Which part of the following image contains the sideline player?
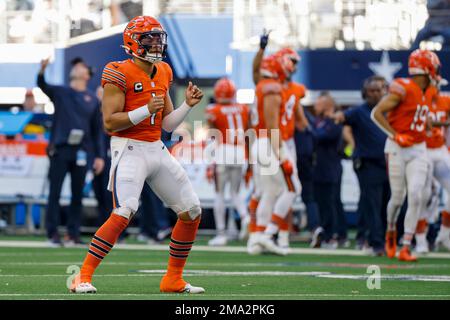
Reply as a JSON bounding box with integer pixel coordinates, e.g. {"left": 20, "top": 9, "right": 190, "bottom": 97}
{"left": 248, "top": 54, "right": 298, "bottom": 255}
{"left": 418, "top": 83, "right": 450, "bottom": 252}
{"left": 371, "top": 49, "right": 440, "bottom": 262}
{"left": 247, "top": 42, "right": 307, "bottom": 252}
{"left": 205, "top": 77, "right": 250, "bottom": 246}
{"left": 71, "top": 16, "right": 205, "bottom": 294}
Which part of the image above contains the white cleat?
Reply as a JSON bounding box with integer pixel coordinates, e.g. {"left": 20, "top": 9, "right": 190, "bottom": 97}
{"left": 415, "top": 243, "right": 429, "bottom": 254}
{"left": 435, "top": 235, "right": 450, "bottom": 251}
{"left": 257, "top": 234, "right": 288, "bottom": 256}
{"left": 183, "top": 283, "right": 205, "bottom": 294}
{"left": 415, "top": 233, "right": 429, "bottom": 254}
{"left": 247, "top": 233, "right": 263, "bottom": 255}
{"left": 71, "top": 282, "right": 97, "bottom": 294}
{"left": 277, "top": 231, "right": 290, "bottom": 248}
{"left": 208, "top": 234, "right": 228, "bottom": 246}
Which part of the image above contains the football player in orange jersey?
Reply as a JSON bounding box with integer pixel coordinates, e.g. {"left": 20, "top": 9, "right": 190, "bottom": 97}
{"left": 71, "top": 16, "right": 205, "bottom": 294}
{"left": 204, "top": 77, "right": 251, "bottom": 246}
{"left": 371, "top": 49, "right": 441, "bottom": 262}
{"left": 419, "top": 80, "right": 450, "bottom": 252}
{"left": 247, "top": 54, "right": 299, "bottom": 256}
{"left": 247, "top": 46, "right": 308, "bottom": 253}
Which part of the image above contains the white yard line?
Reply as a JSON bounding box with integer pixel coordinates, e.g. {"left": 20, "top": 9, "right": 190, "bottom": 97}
{"left": 0, "top": 240, "right": 449, "bottom": 259}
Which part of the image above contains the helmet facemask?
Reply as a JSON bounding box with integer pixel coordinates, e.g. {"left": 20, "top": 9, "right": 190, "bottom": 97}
{"left": 135, "top": 29, "right": 167, "bottom": 63}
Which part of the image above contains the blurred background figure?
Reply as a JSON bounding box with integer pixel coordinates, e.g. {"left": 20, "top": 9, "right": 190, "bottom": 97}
{"left": 411, "top": 0, "right": 450, "bottom": 50}
{"left": 333, "top": 76, "right": 389, "bottom": 256}
{"left": 38, "top": 56, "right": 105, "bottom": 247}
{"left": 294, "top": 111, "right": 322, "bottom": 248}
{"left": 310, "top": 92, "right": 343, "bottom": 249}
{"left": 205, "top": 77, "right": 250, "bottom": 246}
{"left": 92, "top": 86, "right": 112, "bottom": 226}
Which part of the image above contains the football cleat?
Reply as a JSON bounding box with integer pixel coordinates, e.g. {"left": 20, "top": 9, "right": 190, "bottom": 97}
{"left": 182, "top": 283, "right": 205, "bottom": 294}
{"left": 257, "top": 234, "right": 288, "bottom": 256}
{"left": 160, "top": 276, "right": 205, "bottom": 294}
{"left": 310, "top": 227, "right": 323, "bottom": 248}
{"left": 208, "top": 234, "right": 228, "bottom": 246}
{"left": 277, "top": 230, "right": 290, "bottom": 249}
{"left": 398, "top": 246, "right": 418, "bottom": 262}
{"left": 414, "top": 234, "right": 429, "bottom": 254}
{"left": 435, "top": 233, "right": 450, "bottom": 251}
{"left": 247, "top": 233, "right": 263, "bottom": 255}
{"left": 71, "top": 282, "right": 97, "bottom": 294}
{"left": 385, "top": 230, "right": 397, "bottom": 259}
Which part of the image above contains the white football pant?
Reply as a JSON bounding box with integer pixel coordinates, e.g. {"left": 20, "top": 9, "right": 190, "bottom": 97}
{"left": 385, "top": 139, "right": 430, "bottom": 235}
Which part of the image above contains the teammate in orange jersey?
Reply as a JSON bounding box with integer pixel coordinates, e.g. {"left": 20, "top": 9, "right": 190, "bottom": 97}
{"left": 204, "top": 77, "right": 251, "bottom": 246}
{"left": 418, "top": 82, "right": 450, "bottom": 252}
{"left": 247, "top": 54, "right": 298, "bottom": 256}
{"left": 371, "top": 49, "right": 441, "bottom": 262}
{"left": 247, "top": 46, "right": 308, "bottom": 253}
{"left": 71, "top": 16, "right": 205, "bottom": 294}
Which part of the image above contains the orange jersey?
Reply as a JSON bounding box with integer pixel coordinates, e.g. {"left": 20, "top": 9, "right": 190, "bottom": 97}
{"left": 205, "top": 103, "right": 249, "bottom": 145}
{"left": 101, "top": 59, "right": 173, "bottom": 142}
{"left": 251, "top": 79, "right": 286, "bottom": 137}
{"left": 426, "top": 94, "right": 450, "bottom": 148}
{"left": 388, "top": 78, "right": 437, "bottom": 144}
{"left": 281, "top": 82, "right": 306, "bottom": 141}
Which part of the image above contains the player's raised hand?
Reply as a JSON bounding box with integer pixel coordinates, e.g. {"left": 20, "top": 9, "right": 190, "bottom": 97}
{"left": 185, "top": 81, "right": 204, "bottom": 107}
{"left": 147, "top": 95, "right": 165, "bottom": 114}
{"left": 40, "top": 57, "right": 51, "bottom": 73}
{"left": 260, "top": 29, "right": 271, "bottom": 50}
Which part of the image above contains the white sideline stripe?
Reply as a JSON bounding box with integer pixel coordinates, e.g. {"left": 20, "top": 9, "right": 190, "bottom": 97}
{"left": 0, "top": 293, "right": 449, "bottom": 298}
{"left": 0, "top": 241, "right": 449, "bottom": 259}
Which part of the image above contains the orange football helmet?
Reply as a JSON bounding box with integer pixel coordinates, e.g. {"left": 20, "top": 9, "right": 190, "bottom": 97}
{"left": 275, "top": 48, "right": 300, "bottom": 78}
{"left": 260, "top": 54, "right": 286, "bottom": 82}
{"left": 408, "top": 49, "right": 441, "bottom": 83}
{"left": 214, "top": 77, "right": 236, "bottom": 103}
{"left": 122, "top": 16, "right": 167, "bottom": 63}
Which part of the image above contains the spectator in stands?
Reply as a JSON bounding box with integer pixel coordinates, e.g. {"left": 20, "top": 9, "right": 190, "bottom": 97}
{"left": 310, "top": 92, "right": 343, "bottom": 249}
{"left": 21, "top": 89, "right": 47, "bottom": 135}
{"left": 332, "top": 76, "right": 389, "bottom": 256}
{"left": 294, "top": 110, "right": 323, "bottom": 248}
{"left": 38, "top": 57, "right": 105, "bottom": 247}
{"left": 411, "top": 0, "right": 450, "bottom": 49}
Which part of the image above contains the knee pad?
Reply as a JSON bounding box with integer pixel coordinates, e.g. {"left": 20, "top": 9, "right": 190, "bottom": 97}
{"left": 188, "top": 205, "right": 202, "bottom": 220}
{"left": 113, "top": 197, "right": 139, "bottom": 219}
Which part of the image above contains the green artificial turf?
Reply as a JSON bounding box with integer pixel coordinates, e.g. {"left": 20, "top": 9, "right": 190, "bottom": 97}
{"left": 0, "top": 239, "right": 449, "bottom": 300}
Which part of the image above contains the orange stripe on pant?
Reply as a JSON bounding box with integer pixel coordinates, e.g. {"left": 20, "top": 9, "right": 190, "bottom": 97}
{"left": 281, "top": 166, "right": 295, "bottom": 192}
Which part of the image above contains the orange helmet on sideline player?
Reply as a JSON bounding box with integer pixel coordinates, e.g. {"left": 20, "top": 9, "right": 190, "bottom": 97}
{"left": 275, "top": 48, "right": 300, "bottom": 79}
{"left": 122, "top": 16, "right": 167, "bottom": 63}
{"left": 214, "top": 77, "right": 236, "bottom": 104}
{"left": 408, "top": 49, "right": 441, "bottom": 84}
{"left": 260, "top": 54, "right": 287, "bottom": 83}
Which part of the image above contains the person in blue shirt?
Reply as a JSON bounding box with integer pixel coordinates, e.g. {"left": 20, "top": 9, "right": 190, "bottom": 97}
{"left": 332, "top": 75, "right": 389, "bottom": 255}
{"left": 38, "top": 57, "right": 105, "bottom": 246}
{"left": 294, "top": 110, "right": 322, "bottom": 247}
{"left": 310, "top": 92, "right": 344, "bottom": 248}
